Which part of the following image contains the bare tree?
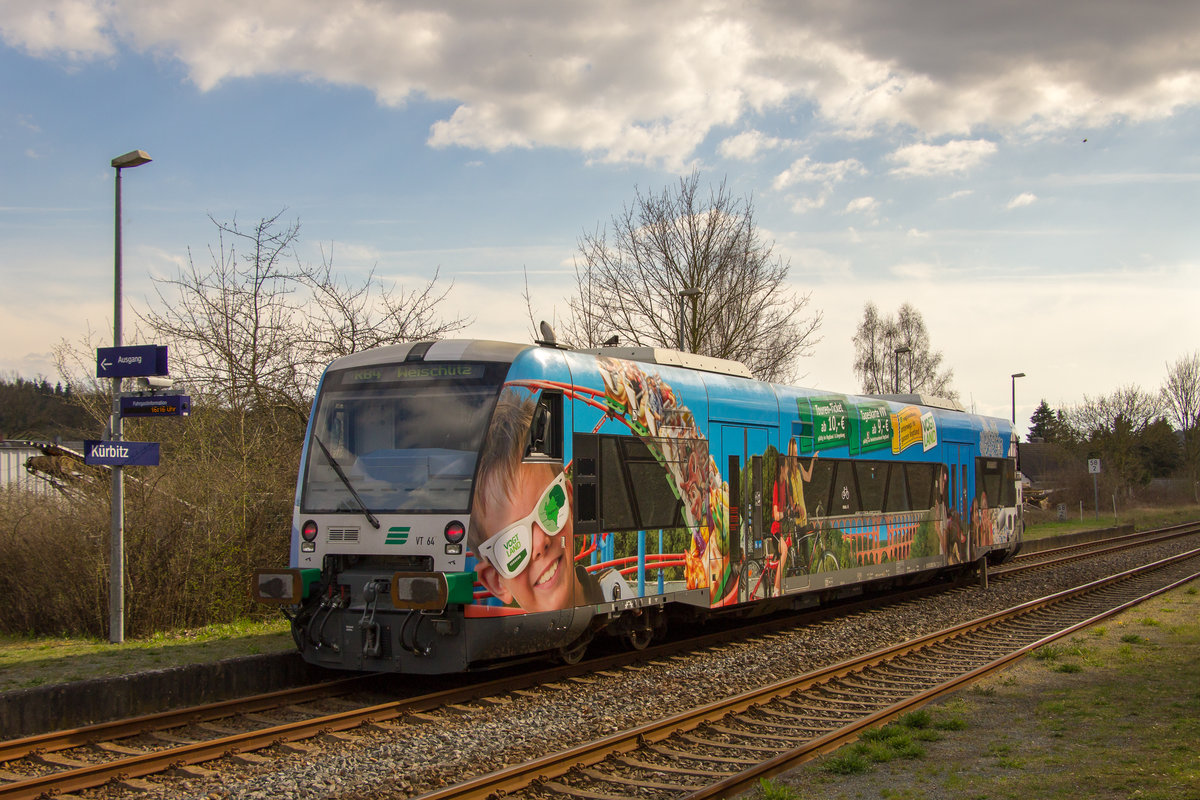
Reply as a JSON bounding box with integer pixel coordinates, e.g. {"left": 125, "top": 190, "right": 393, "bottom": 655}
{"left": 142, "top": 211, "right": 469, "bottom": 415}
{"left": 1161, "top": 351, "right": 1200, "bottom": 480}
{"left": 143, "top": 211, "right": 304, "bottom": 414}
{"left": 852, "top": 302, "right": 956, "bottom": 398}
{"left": 558, "top": 171, "right": 822, "bottom": 382}
{"left": 297, "top": 253, "right": 469, "bottom": 383}
{"left": 1069, "top": 386, "right": 1164, "bottom": 497}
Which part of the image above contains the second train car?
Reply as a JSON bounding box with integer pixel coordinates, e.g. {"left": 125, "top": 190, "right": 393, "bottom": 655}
{"left": 253, "top": 338, "right": 1021, "bottom": 673}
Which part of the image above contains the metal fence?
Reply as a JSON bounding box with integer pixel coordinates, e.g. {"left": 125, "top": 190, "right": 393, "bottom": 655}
{"left": 0, "top": 442, "right": 59, "bottom": 497}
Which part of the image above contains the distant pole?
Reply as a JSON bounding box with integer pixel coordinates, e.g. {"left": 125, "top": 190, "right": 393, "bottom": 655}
{"left": 893, "top": 346, "right": 911, "bottom": 393}
{"left": 109, "top": 149, "right": 152, "bottom": 644}
{"left": 1010, "top": 372, "right": 1026, "bottom": 424}
{"left": 677, "top": 288, "right": 702, "bottom": 351}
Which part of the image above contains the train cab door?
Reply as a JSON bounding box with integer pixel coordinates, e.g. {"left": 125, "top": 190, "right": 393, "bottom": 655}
{"left": 722, "top": 425, "right": 768, "bottom": 603}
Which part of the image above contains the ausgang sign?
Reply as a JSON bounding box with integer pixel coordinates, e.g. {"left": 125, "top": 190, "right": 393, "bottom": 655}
{"left": 83, "top": 440, "right": 161, "bottom": 466}
{"left": 96, "top": 345, "right": 168, "bottom": 378}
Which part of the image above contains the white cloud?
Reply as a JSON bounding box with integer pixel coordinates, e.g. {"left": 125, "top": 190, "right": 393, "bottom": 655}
{"left": 4, "top": 1, "right": 1197, "bottom": 168}
{"left": 888, "top": 139, "right": 998, "bottom": 177}
{"left": 717, "top": 130, "right": 796, "bottom": 161}
{"left": 773, "top": 156, "right": 866, "bottom": 190}
{"left": 1006, "top": 192, "right": 1038, "bottom": 209}
{"left": 844, "top": 196, "right": 878, "bottom": 215}
{"left": 0, "top": 0, "right": 115, "bottom": 59}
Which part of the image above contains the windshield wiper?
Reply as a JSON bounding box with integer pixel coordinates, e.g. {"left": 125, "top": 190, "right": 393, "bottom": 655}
{"left": 312, "top": 435, "right": 381, "bottom": 529}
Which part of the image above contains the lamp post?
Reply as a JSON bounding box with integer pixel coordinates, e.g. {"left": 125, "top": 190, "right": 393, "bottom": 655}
{"left": 893, "top": 346, "right": 911, "bottom": 393}
{"left": 109, "top": 149, "right": 151, "bottom": 644}
{"left": 1010, "top": 372, "right": 1025, "bottom": 425}
{"left": 677, "top": 287, "right": 702, "bottom": 351}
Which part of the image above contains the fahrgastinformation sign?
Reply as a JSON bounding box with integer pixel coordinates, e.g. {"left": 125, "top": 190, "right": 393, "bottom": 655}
{"left": 119, "top": 394, "right": 191, "bottom": 418}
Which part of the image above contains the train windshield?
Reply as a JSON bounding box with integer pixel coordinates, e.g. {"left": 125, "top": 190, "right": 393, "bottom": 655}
{"left": 300, "top": 361, "right": 508, "bottom": 514}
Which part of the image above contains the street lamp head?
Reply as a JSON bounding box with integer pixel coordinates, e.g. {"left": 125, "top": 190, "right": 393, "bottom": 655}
{"left": 894, "top": 346, "right": 911, "bottom": 355}
{"left": 1011, "top": 372, "right": 1026, "bottom": 379}
{"left": 678, "top": 287, "right": 702, "bottom": 299}
{"left": 111, "top": 150, "right": 152, "bottom": 169}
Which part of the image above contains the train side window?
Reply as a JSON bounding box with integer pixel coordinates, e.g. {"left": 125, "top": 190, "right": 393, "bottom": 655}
{"left": 1000, "top": 461, "right": 1017, "bottom": 507}
{"left": 599, "top": 437, "right": 636, "bottom": 530}
{"left": 884, "top": 463, "right": 910, "bottom": 512}
{"left": 525, "top": 391, "right": 563, "bottom": 460}
{"left": 976, "top": 458, "right": 1002, "bottom": 509}
{"left": 905, "top": 463, "right": 935, "bottom": 510}
{"left": 830, "top": 460, "right": 860, "bottom": 514}
{"left": 572, "top": 433, "right": 599, "bottom": 534}
{"left": 976, "top": 457, "right": 1017, "bottom": 508}
{"left": 804, "top": 459, "right": 835, "bottom": 518}
{"left": 855, "top": 461, "right": 887, "bottom": 512}
{"left": 621, "top": 437, "right": 683, "bottom": 528}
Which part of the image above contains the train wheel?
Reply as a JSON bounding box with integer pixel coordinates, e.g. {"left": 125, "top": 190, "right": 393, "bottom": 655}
{"left": 626, "top": 628, "right": 654, "bottom": 650}
{"left": 557, "top": 632, "right": 592, "bottom": 665}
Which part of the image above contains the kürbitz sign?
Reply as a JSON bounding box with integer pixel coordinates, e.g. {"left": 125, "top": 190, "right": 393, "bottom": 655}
{"left": 83, "top": 440, "right": 161, "bottom": 466}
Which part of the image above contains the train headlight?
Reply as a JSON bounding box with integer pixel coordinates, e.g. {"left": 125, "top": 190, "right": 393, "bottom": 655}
{"left": 301, "top": 520, "right": 319, "bottom": 542}
{"left": 443, "top": 520, "right": 466, "bottom": 543}
{"left": 390, "top": 572, "right": 449, "bottom": 610}
{"left": 251, "top": 568, "right": 320, "bottom": 604}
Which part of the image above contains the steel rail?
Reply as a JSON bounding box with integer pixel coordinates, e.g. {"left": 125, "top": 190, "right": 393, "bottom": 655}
{"left": 1009, "top": 521, "right": 1200, "bottom": 565}
{"left": 409, "top": 547, "right": 1200, "bottom": 800}
{"left": 0, "top": 674, "right": 376, "bottom": 762}
{"left": 684, "top": 559, "right": 1200, "bottom": 799}
{"left": 3, "top": 529, "right": 1193, "bottom": 799}
{"left": 0, "top": 596, "right": 938, "bottom": 800}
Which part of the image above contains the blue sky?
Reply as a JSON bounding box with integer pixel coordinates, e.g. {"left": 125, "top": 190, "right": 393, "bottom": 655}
{"left": 1, "top": 0, "right": 1198, "bottom": 434}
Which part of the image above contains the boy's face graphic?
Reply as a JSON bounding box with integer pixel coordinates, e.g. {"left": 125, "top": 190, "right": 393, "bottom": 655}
{"left": 475, "top": 463, "right": 576, "bottom": 613}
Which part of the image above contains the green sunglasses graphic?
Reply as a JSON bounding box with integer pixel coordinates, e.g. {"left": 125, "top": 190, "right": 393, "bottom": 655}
{"left": 477, "top": 471, "right": 570, "bottom": 579}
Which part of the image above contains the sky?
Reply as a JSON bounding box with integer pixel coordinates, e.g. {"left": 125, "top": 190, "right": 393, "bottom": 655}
{"left": 1, "top": 0, "right": 1198, "bottom": 436}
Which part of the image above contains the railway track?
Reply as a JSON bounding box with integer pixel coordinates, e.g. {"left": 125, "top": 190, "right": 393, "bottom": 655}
{"left": 413, "top": 547, "right": 1200, "bottom": 800}
{"left": 1003, "top": 520, "right": 1200, "bottom": 571}
{"left": 1, "top": 525, "right": 1196, "bottom": 799}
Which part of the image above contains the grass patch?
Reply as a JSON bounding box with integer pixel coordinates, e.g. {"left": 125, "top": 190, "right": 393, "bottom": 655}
{"left": 1022, "top": 504, "right": 1200, "bottom": 539}
{"left": 775, "top": 579, "right": 1200, "bottom": 799}
{"left": 821, "top": 712, "right": 938, "bottom": 775}
{"left": 0, "top": 616, "right": 292, "bottom": 692}
{"left": 755, "top": 778, "right": 800, "bottom": 799}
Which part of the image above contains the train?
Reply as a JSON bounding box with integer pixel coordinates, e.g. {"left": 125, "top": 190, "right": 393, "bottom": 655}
{"left": 252, "top": 337, "right": 1022, "bottom": 673}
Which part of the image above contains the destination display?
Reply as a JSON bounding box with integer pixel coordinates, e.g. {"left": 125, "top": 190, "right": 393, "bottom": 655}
{"left": 83, "top": 440, "right": 161, "bottom": 466}
{"left": 119, "top": 394, "right": 191, "bottom": 418}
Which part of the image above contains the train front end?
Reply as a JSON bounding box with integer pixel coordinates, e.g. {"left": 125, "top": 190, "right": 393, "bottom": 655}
{"left": 252, "top": 340, "right": 540, "bottom": 673}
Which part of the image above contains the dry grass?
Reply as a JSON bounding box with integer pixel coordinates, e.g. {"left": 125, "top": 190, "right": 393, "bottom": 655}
{"left": 750, "top": 580, "right": 1200, "bottom": 800}
{"left": 0, "top": 617, "right": 292, "bottom": 692}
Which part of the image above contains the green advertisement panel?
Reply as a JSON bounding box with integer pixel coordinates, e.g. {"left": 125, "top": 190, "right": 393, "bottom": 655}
{"left": 851, "top": 400, "right": 893, "bottom": 455}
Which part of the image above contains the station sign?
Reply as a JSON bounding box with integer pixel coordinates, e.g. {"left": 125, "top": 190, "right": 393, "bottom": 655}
{"left": 83, "top": 440, "right": 161, "bottom": 467}
{"left": 96, "top": 345, "right": 168, "bottom": 378}
{"left": 119, "top": 395, "right": 191, "bottom": 418}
